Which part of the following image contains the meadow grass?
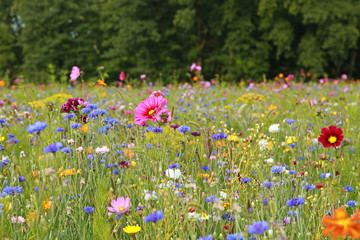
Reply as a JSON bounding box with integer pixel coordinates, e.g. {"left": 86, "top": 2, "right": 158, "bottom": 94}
{"left": 0, "top": 78, "right": 359, "bottom": 240}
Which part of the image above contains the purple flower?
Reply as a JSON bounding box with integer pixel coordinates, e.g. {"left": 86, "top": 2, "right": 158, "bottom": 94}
{"left": 144, "top": 210, "right": 164, "bottom": 223}
{"left": 197, "top": 235, "right": 213, "bottom": 240}
{"left": 177, "top": 125, "right": 191, "bottom": 134}
{"left": 18, "top": 176, "right": 26, "bottom": 182}
{"left": 248, "top": 221, "right": 269, "bottom": 235}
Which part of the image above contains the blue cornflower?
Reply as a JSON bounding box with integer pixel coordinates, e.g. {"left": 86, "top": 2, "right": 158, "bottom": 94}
{"left": 27, "top": 121, "right": 48, "bottom": 134}
{"left": 248, "top": 221, "right": 269, "bottom": 235}
{"left": 201, "top": 165, "right": 210, "bottom": 171}
{"left": 169, "top": 163, "right": 179, "bottom": 169}
{"left": 320, "top": 172, "right": 333, "bottom": 179}
{"left": 197, "top": 235, "right": 213, "bottom": 240}
{"left": 271, "top": 166, "right": 284, "bottom": 174}
{"left": 177, "top": 125, "right": 191, "bottom": 134}
{"left": 205, "top": 195, "right": 220, "bottom": 204}
{"left": 152, "top": 127, "right": 163, "bottom": 133}
{"left": 81, "top": 108, "right": 91, "bottom": 114}
{"left": 240, "top": 177, "right": 251, "bottom": 183}
{"left": 19, "top": 176, "right": 26, "bottom": 182}
{"left": 144, "top": 210, "right": 165, "bottom": 223}
{"left": 286, "top": 197, "right": 305, "bottom": 207}
{"left": 263, "top": 182, "right": 274, "bottom": 188}
{"left": 61, "top": 147, "right": 71, "bottom": 153}
{"left": 3, "top": 186, "right": 15, "bottom": 195}
{"left": 126, "top": 124, "right": 134, "bottom": 128}
{"left": 43, "top": 142, "right": 63, "bottom": 153}
{"left": 226, "top": 233, "right": 244, "bottom": 240}
{"left": 84, "top": 206, "right": 95, "bottom": 213}
{"left": 343, "top": 185, "right": 354, "bottom": 192}
{"left": 70, "top": 123, "right": 82, "bottom": 129}
{"left": 286, "top": 119, "right": 296, "bottom": 124}
{"left": 56, "top": 127, "right": 65, "bottom": 132}
{"left": 7, "top": 133, "right": 15, "bottom": 139}
{"left": 346, "top": 200, "right": 358, "bottom": 207}
{"left": 211, "top": 133, "right": 228, "bottom": 140}
{"left": 304, "top": 183, "right": 316, "bottom": 191}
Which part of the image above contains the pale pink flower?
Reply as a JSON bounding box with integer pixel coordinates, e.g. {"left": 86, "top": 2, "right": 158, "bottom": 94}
{"left": 107, "top": 197, "right": 130, "bottom": 217}
{"left": 134, "top": 97, "right": 168, "bottom": 126}
{"left": 17, "top": 216, "right": 25, "bottom": 224}
{"left": 341, "top": 74, "right": 348, "bottom": 80}
{"left": 140, "top": 74, "right": 146, "bottom": 79}
{"left": 190, "top": 63, "right": 197, "bottom": 72}
{"left": 70, "top": 66, "right": 81, "bottom": 81}
{"left": 344, "top": 87, "right": 349, "bottom": 93}
{"left": 119, "top": 72, "right": 126, "bottom": 81}
{"left": 156, "top": 109, "right": 172, "bottom": 124}
{"left": 11, "top": 217, "right": 17, "bottom": 223}
{"left": 150, "top": 90, "right": 164, "bottom": 98}
{"left": 95, "top": 146, "right": 110, "bottom": 154}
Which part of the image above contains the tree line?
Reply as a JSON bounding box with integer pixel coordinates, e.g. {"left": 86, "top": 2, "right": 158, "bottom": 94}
{"left": 1, "top": 0, "right": 360, "bottom": 83}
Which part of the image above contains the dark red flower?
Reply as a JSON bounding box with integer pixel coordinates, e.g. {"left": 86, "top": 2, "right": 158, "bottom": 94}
{"left": 318, "top": 125, "right": 344, "bottom": 148}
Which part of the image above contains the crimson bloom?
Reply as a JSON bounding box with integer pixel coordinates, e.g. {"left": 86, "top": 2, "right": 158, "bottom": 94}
{"left": 134, "top": 97, "right": 168, "bottom": 126}
{"left": 318, "top": 125, "right": 344, "bottom": 148}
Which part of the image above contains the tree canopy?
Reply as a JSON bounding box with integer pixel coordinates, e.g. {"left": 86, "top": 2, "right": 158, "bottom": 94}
{"left": 1, "top": 0, "right": 360, "bottom": 82}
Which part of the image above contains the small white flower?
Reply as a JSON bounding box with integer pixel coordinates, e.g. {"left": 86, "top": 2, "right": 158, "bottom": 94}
{"left": 265, "top": 158, "right": 274, "bottom": 164}
{"left": 219, "top": 191, "right": 228, "bottom": 200}
{"left": 269, "top": 124, "right": 280, "bottom": 133}
{"left": 258, "top": 139, "right": 269, "bottom": 151}
{"left": 20, "top": 151, "right": 26, "bottom": 158}
{"left": 144, "top": 190, "right": 157, "bottom": 201}
{"left": 76, "top": 147, "right": 84, "bottom": 152}
{"left": 67, "top": 139, "right": 75, "bottom": 145}
{"left": 165, "top": 169, "right": 182, "bottom": 180}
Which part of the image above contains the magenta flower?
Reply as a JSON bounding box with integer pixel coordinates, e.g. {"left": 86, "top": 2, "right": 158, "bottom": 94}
{"left": 61, "top": 98, "right": 89, "bottom": 112}
{"left": 70, "top": 66, "right": 81, "bottom": 81}
{"left": 107, "top": 197, "right": 130, "bottom": 217}
{"left": 134, "top": 97, "right": 168, "bottom": 126}
{"left": 119, "top": 72, "right": 126, "bottom": 81}
{"left": 341, "top": 74, "right": 348, "bottom": 80}
{"left": 156, "top": 109, "right": 172, "bottom": 124}
{"left": 140, "top": 74, "right": 146, "bottom": 79}
{"left": 195, "top": 65, "right": 202, "bottom": 71}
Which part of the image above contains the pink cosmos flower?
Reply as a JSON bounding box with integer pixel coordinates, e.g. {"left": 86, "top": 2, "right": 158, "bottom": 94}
{"left": 134, "top": 97, "right": 168, "bottom": 126}
{"left": 287, "top": 74, "right": 294, "bottom": 81}
{"left": 17, "top": 216, "right": 25, "bottom": 224}
{"left": 140, "top": 74, "right": 146, "bottom": 79}
{"left": 195, "top": 65, "right": 202, "bottom": 71}
{"left": 190, "top": 63, "right": 197, "bottom": 72}
{"left": 14, "top": 78, "right": 22, "bottom": 83}
{"left": 107, "top": 197, "right": 130, "bottom": 217}
{"left": 156, "top": 109, "right": 172, "bottom": 124}
{"left": 344, "top": 87, "right": 349, "bottom": 93}
{"left": 119, "top": 72, "right": 125, "bottom": 81}
{"left": 125, "top": 110, "right": 132, "bottom": 116}
{"left": 341, "top": 74, "right": 348, "bottom": 80}
{"left": 150, "top": 90, "right": 164, "bottom": 98}
{"left": 70, "top": 66, "right": 81, "bottom": 81}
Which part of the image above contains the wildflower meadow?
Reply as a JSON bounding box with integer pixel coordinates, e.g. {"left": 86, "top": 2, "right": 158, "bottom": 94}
{"left": 1, "top": 68, "right": 360, "bottom": 240}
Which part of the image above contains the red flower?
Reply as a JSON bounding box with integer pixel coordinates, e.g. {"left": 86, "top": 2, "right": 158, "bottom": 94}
{"left": 318, "top": 125, "right": 344, "bottom": 148}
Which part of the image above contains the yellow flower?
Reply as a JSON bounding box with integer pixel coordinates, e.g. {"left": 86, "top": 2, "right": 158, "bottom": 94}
{"left": 0, "top": 136, "right": 4, "bottom": 141}
{"left": 123, "top": 226, "right": 141, "bottom": 236}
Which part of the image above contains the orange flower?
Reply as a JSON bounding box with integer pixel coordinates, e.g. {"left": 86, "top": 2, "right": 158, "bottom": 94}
{"left": 0, "top": 81, "right": 5, "bottom": 87}
{"left": 322, "top": 207, "right": 360, "bottom": 239}
{"left": 43, "top": 200, "right": 53, "bottom": 212}
{"left": 193, "top": 76, "right": 198, "bottom": 81}
{"left": 32, "top": 171, "right": 38, "bottom": 178}
{"left": 97, "top": 79, "right": 107, "bottom": 87}
{"left": 279, "top": 73, "right": 284, "bottom": 78}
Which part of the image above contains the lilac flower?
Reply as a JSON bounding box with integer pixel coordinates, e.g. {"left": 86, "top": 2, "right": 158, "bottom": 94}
{"left": 144, "top": 210, "right": 164, "bottom": 223}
